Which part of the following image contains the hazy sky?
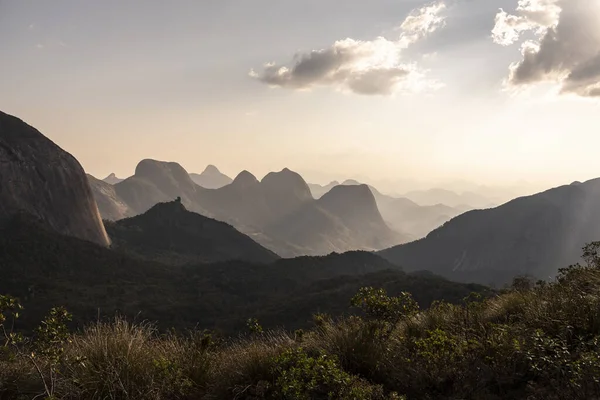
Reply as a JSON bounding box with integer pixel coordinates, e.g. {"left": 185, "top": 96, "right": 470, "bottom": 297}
{"left": 0, "top": 0, "right": 599, "bottom": 191}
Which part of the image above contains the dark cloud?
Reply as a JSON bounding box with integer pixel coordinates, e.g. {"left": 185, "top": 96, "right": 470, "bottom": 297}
{"left": 493, "top": 0, "right": 600, "bottom": 97}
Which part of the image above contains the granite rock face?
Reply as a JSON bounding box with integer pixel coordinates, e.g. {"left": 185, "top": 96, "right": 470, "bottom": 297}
{"left": 0, "top": 111, "right": 110, "bottom": 246}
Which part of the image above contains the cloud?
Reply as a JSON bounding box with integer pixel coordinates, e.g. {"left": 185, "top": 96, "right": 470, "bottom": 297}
{"left": 492, "top": 0, "right": 600, "bottom": 97}
{"left": 399, "top": 2, "right": 447, "bottom": 46}
{"left": 250, "top": 2, "right": 446, "bottom": 96}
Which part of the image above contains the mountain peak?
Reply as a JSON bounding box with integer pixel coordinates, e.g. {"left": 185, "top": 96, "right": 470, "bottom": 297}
{"left": 147, "top": 198, "right": 187, "bottom": 214}
{"left": 232, "top": 170, "right": 259, "bottom": 186}
{"left": 190, "top": 165, "right": 232, "bottom": 189}
{"left": 103, "top": 173, "right": 123, "bottom": 185}
{"left": 202, "top": 164, "right": 221, "bottom": 174}
{"left": 261, "top": 168, "right": 312, "bottom": 200}
{"left": 318, "top": 184, "right": 383, "bottom": 224}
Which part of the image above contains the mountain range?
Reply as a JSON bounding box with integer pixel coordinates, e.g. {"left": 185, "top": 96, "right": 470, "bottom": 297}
{"left": 0, "top": 109, "right": 489, "bottom": 333}
{"left": 91, "top": 162, "right": 406, "bottom": 257}
{"left": 380, "top": 178, "right": 600, "bottom": 286}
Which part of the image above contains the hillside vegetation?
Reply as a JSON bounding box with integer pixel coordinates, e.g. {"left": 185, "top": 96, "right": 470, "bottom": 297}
{"left": 0, "top": 214, "right": 486, "bottom": 334}
{"left": 2, "top": 245, "right": 600, "bottom": 399}
{"left": 105, "top": 200, "right": 279, "bottom": 265}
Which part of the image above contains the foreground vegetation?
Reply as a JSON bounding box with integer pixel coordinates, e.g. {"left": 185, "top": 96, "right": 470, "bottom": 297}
{"left": 3, "top": 245, "right": 600, "bottom": 399}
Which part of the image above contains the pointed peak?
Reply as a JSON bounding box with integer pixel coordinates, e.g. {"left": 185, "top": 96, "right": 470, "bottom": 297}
{"left": 202, "top": 164, "right": 220, "bottom": 174}
{"left": 232, "top": 170, "right": 259, "bottom": 186}
{"left": 102, "top": 172, "right": 124, "bottom": 184}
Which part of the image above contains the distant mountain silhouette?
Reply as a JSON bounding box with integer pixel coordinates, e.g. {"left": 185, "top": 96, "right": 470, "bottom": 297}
{"left": 371, "top": 188, "right": 467, "bottom": 240}
{"left": 112, "top": 159, "right": 208, "bottom": 216}
{"left": 90, "top": 162, "right": 406, "bottom": 257}
{"left": 105, "top": 200, "right": 279, "bottom": 265}
{"left": 103, "top": 173, "right": 124, "bottom": 185}
{"left": 189, "top": 164, "right": 232, "bottom": 189}
{"left": 312, "top": 179, "right": 468, "bottom": 241}
{"left": 380, "top": 178, "right": 600, "bottom": 286}
{"left": 308, "top": 181, "right": 339, "bottom": 199}
{"left": 403, "top": 188, "right": 497, "bottom": 209}
{"left": 0, "top": 111, "right": 109, "bottom": 246}
{"left": 263, "top": 184, "right": 406, "bottom": 256}
{"left": 87, "top": 174, "right": 134, "bottom": 221}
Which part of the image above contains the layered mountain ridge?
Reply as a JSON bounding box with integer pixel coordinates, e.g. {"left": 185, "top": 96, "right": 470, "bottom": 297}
{"left": 91, "top": 161, "right": 405, "bottom": 257}
{"left": 380, "top": 178, "right": 600, "bottom": 286}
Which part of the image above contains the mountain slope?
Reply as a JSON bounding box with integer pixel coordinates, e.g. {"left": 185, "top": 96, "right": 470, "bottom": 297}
{"left": 403, "top": 188, "right": 497, "bottom": 209}
{"left": 264, "top": 184, "right": 406, "bottom": 256}
{"left": 105, "top": 200, "right": 279, "bottom": 265}
{"left": 337, "top": 179, "right": 468, "bottom": 240}
{"left": 0, "top": 214, "right": 489, "bottom": 333}
{"left": 380, "top": 179, "right": 600, "bottom": 286}
{"left": 103, "top": 173, "right": 124, "bottom": 185}
{"left": 0, "top": 110, "right": 109, "bottom": 246}
{"left": 189, "top": 165, "right": 232, "bottom": 189}
{"left": 308, "top": 181, "right": 340, "bottom": 199}
{"left": 87, "top": 174, "right": 134, "bottom": 221}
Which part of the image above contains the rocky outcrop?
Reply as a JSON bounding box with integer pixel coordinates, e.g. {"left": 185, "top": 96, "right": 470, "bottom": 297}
{"left": 103, "top": 173, "right": 124, "bottom": 185}
{"left": 0, "top": 111, "right": 110, "bottom": 246}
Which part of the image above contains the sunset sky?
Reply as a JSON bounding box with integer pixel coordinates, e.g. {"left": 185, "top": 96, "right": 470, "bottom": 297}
{"left": 1, "top": 0, "right": 598, "bottom": 192}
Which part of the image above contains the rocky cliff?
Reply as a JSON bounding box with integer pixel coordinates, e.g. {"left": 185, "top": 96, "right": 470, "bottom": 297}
{"left": 0, "top": 111, "right": 110, "bottom": 246}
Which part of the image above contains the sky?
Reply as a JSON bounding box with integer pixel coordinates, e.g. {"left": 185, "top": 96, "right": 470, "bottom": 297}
{"left": 0, "top": 0, "right": 599, "bottom": 194}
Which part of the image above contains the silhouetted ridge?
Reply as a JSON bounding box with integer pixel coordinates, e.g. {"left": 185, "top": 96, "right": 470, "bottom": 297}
{"left": 190, "top": 165, "right": 233, "bottom": 189}
{"left": 105, "top": 200, "right": 279, "bottom": 265}
{"left": 319, "top": 184, "right": 384, "bottom": 224}
{"left": 379, "top": 178, "right": 600, "bottom": 286}
{"left": 112, "top": 159, "right": 205, "bottom": 216}
{"left": 232, "top": 170, "right": 259, "bottom": 187}
{"left": 261, "top": 168, "right": 313, "bottom": 219}
{"left": 203, "top": 164, "right": 220, "bottom": 174}
{"left": 103, "top": 173, "right": 123, "bottom": 184}
{"left": 0, "top": 110, "right": 109, "bottom": 246}
{"left": 135, "top": 159, "right": 195, "bottom": 188}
